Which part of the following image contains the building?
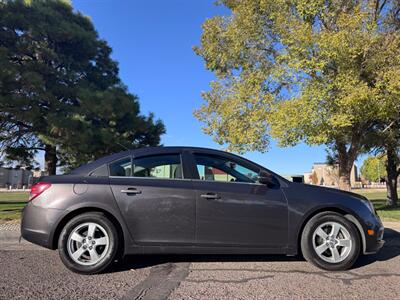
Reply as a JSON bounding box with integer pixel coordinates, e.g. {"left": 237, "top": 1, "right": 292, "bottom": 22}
{"left": 304, "top": 163, "right": 359, "bottom": 188}
{"left": 0, "top": 167, "right": 34, "bottom": 189}
{"left": 282, "top": 174, "right": 305, "bottom": 183}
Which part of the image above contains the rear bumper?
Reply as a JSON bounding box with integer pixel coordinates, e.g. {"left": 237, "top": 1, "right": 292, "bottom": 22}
{"left": 21, "top": 202, "right": 65, "bottom": 249}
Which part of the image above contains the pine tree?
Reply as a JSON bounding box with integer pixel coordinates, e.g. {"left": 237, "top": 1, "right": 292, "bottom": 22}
{"left": 0, "top": 0, "right": 165, "bottom": 174}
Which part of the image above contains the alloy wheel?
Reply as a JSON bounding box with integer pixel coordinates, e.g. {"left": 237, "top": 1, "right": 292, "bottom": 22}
{"left": 312, "top": 221, "right": 352, "bottom": 263}
{"left": 67, "top": 222, "right": 110, "bottom": 266}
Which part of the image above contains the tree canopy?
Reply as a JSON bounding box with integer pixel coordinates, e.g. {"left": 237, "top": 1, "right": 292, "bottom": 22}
{"left": 0, "top": 0, "right": 165, "bottom": 174}
{"left": 194, "top": 0, "right": 400, "bottom": 191}
{"left": 360, "top": 156, "right": 386, "bottom": 182}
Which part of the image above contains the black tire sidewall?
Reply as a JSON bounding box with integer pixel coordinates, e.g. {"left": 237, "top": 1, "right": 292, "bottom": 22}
{"left": 301, "top": 213, "right": 360, "bottom": 271}
{"left": 58, "top": 212, "right": 118, "bottom": 275}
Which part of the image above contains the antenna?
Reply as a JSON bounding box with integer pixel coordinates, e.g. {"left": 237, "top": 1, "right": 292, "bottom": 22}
{"left": 116, "top": 142, "right": 129, "bottom": 151}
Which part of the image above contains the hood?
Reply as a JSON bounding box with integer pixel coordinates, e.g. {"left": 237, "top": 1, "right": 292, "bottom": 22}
{"left": 290, "top": 182, "right": 368, "bottom": 201}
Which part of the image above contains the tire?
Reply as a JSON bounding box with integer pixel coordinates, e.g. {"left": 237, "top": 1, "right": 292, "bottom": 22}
{"left": 301, "top": 212, "right": 361, "bottom": 271}
{"left": 58, "top": 212, "right": 119, "bottom": 275}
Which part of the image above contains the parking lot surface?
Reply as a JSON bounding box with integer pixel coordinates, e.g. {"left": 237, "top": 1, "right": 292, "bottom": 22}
{"left": 1, "top": 226, "right": 399, "bottom": 300}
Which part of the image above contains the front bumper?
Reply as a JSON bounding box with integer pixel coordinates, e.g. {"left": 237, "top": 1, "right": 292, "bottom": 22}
{"left": 363, "top": 216, "right": 385, "bottom": 255}
{"left": 21, "top": 202, "right": 65, "bottom": 249}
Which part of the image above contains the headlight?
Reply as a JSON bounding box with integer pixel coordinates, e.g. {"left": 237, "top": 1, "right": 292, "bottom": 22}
{"left": 361, "top": 198, "right": 375, "bottom": 214}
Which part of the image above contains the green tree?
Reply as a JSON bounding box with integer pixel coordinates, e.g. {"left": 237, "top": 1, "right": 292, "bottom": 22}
{"left": 379, "top": 122, "right": 400, "bottom": 205}
{"left": 360, "top": 156, "right": 386, "bottom": 183}
{"left": 0, "top": 0, "right": 165, "bottom": 174}
{"left": 194, "top": 0, "right": 400, "bottom": 191}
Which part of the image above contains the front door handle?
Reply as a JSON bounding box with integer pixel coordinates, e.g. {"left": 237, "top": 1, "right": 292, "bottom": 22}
{"left": 200, "top": 193, "right": 221, "bottom": 200}
{"left": 121, "top": 188, "right": 142, "bottom": 195}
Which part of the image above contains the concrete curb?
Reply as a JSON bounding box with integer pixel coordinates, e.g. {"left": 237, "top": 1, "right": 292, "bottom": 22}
{"left": 0, "top": 230, "right": 21, "bottom": 242}
{"left": 382, "top": 222, "right": 400, "bottom": 230}
{"left": 0, "top": 223, "right": 21, "bottom": 243}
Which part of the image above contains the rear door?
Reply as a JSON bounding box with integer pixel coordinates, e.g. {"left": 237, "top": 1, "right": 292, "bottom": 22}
{"left": 110, "top": 152, "right": 196, "bottom": 245}
{"left": 189, "top": 152, "right": 288, "bottom": 248}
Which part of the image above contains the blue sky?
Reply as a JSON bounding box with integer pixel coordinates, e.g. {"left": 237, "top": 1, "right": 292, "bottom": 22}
{"left": 58, "top": 0, "right": 363, "bottom": 175}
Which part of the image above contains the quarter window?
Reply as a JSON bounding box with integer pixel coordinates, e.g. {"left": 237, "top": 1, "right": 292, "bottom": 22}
{"left": 194, "top": 154, "right": 259, "bottom": 183}
{"left": 132, "top": 154, "right": 183, "bottom": 179}
{"left": 109, "top": 157, "right": 132, "bottom": 177}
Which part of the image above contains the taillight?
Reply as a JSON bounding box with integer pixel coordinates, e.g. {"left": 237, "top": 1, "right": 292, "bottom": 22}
{"left": 29, "top": 182, "right": 52, "bottom": 201}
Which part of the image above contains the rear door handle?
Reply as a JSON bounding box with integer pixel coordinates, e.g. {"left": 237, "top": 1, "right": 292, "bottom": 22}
{"left": 200, "top": 193, "right": 221, "bottom": 200}
{"left": 121, "top": 188, "right": 142, "bottom": 195}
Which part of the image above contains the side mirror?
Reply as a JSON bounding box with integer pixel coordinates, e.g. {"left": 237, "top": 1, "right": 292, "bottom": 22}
{"left": 258, "top": 170, "right": 277, "bottom": 187}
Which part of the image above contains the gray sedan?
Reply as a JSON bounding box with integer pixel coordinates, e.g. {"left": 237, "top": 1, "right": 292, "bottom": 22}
{"left": 21, "top": 146, "right": 384, "bottom": 274}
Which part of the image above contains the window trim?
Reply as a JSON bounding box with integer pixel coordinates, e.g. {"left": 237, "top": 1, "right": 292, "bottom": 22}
{"left": 108, "top": 153, "right": 186, "bottom": 180}
{"left": 190, "top": 177, "right": 265, "bottom": 186}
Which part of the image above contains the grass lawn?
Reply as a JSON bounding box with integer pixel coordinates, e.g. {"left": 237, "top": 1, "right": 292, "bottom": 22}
{"left": 354, "top": 189, "right": 400, "bottom": 222}
{"left": 0, "top": 202, "right": 26, "bottom": 221}
{"left": 0, "top": 192, "right": 29, "bottom": 202}
{"left": 0, "top": 189, "right": 399, "bottom": 222}
{"left": 0, "top": 192, "right": 29, "bottom": 222}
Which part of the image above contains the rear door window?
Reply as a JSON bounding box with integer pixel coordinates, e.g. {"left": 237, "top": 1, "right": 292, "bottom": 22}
{"left": 132, "top": 154, "right": 183, "bottom": 179}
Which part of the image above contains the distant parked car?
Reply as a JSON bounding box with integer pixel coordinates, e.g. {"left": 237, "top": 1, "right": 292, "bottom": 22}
{"left": 21, "top": 147, "right": 384, "bottom": 274}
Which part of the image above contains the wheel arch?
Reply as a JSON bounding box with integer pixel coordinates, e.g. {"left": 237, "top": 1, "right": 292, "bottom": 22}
{"left": 51, "top": 207, "right": 125, "bottom": 254}
{"left": 296, "top": 207, "right": 366, "bottom": 256}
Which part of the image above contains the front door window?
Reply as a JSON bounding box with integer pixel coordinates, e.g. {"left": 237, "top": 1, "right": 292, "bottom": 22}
{"left": 194, "top": 154, "right": 259, "bottom": 183}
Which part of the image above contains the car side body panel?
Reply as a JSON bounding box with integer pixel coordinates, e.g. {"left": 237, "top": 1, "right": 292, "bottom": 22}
{"left": 110, "top": 177, "right": 196, "bottom": 245}
{"left": 192, "top": 181, "right": 288, "bottom": 248}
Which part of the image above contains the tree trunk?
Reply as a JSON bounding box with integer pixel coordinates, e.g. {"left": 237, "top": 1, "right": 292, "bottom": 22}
{"left": 44, "top": 144, "right": 57, "bottom": 175}
{"left": 385, "top": 144, "right": 399, "bottom": 206}
{"left": 337, "top": 144, "right": 354, "bottom": 192}
{"left": 338, "top": 166, "right": 352, "bottom": 191}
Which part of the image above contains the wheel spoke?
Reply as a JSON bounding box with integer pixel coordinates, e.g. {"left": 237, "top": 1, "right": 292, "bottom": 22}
{"left": 315, "top": 243, "right": 329, "bottom": 255}
{"left": 95, "top": 237, "right": 108, "bottom": 246}
{"left": 315, "top": 227, "right": 328, "bottom": 239}
{"left": 337, "top": 239, "right": 351, "bottom": 247}
{"left": 330, "top": 223, "right": 340, "bottom": 238}
{"left": 71, "top": 246, "right": 86, "bottom": 261}
{"left": 70, "top": 232, "right": 84, "bottom": 243}
{"left": 89, "top": 249, "right": 100, "bottom": 262}
{"left": 331, "top": 247, "right": 340, "bottom": 262}
{"left": 87, "top": 223, "right": 96, "bottom": 238}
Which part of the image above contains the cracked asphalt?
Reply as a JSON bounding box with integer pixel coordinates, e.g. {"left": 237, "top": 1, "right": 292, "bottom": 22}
{"left": 1, "top": 226, "right": 399, "bottom": 300}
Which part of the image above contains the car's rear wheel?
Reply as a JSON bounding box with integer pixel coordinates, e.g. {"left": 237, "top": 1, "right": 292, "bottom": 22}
{"left": 58, "top": 212, "right": 118, "bottom": 274}
{"left": 301, "top": 212, "right": 360, "bottom": 271}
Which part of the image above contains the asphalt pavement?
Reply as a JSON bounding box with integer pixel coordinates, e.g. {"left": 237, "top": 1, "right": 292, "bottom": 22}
{"left": 1, "top": 224, "right": 399, "bottom": 300}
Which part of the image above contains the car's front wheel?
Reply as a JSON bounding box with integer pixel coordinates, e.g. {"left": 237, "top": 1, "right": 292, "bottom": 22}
{"left": 58, "top": 212, "right": 119, "bottom": 274}
{"left": 301, "top": 212, "right": 361, "bottom": 271}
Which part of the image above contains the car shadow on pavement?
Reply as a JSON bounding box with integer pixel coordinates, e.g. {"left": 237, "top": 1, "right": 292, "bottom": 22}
{"left": 353, "top": 228, "right": 400, "bottom": 269}
{"left": 107, "top": 228, "right": 400, "bottom": 274}
{"left": 109, "top": 253, "right": 303, "bottom": 273}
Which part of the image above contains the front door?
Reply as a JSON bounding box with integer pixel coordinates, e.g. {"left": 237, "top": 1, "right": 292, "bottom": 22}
{"left": 190, "top": 153, "right": 288, "bottom": 248}
{"left": 109, "top": 154, "right": 196, "bottom": 245}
